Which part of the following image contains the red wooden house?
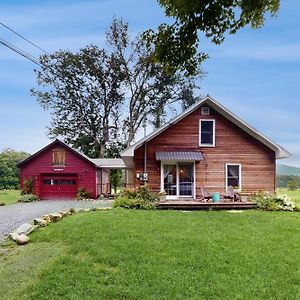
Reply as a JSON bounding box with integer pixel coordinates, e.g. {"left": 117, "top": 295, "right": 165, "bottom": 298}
{"left": 121, "top": 96, "right": 290, "bottom": 200}
{"left": 18, "top": 140, "right": 125, "bottom": 200}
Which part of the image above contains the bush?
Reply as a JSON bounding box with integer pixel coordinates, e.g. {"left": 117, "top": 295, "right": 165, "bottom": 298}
{"left": 113, "top": 186, "right": 159, "bottom": 210}
{"left": 21, "top": 178, "right": 34, "bottom": 195}
{"left": 0, "top": 202, "right": 5, "bottom": 206}
{"left": 76, "top": 187, "right": 92, "bottom": 200}
{"left": 18, "top": 193, "right": 39, "bottom": 203}
{"left": 251, "top": 192, "right": 295, "bottom": 211}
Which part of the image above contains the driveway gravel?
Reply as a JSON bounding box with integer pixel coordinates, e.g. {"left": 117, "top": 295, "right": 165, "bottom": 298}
{"left": 0, "top": 200, "right": 113, "bottom": 243}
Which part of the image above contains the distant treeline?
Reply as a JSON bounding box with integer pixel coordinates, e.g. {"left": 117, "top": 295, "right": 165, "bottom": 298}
{"left": 276, "top": 175, "right": 300, "bottom": 188}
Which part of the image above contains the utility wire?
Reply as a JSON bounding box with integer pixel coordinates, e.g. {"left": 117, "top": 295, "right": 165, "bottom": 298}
{"left": 0, "top": 37, "right": 41, "bottom": 65}
{"left": 0, "top": 21, "right": 49, "bottom": 54}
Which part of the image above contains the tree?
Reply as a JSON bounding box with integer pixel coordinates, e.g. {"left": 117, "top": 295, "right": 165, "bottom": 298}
{"left": 32, "top": 45, "right": 125, "bottom": 158}
{"left": 32, "top": 18, "right": 202, "bottom": 155}
{"left": 107, "top": 18, "right": 201, "bottom": 144}
{"left": 148, "top": 0, "right": 280, "bottom": 75}
{"left": 287, "top": 180, "right": 298, "bottom": 191}
{"left": 0, "top": 149, "right": 30, "bottom": 189}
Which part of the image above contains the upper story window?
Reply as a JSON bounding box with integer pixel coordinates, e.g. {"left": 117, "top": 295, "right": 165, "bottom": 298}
{"left": 52, "top": 149, "right": 66, "bottom": 166}
{"left": 199, "top": 119, "right": 215, "bottom": 147}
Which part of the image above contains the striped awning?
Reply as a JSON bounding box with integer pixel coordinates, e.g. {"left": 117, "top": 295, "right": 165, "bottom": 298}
{"left": 155, "top": 151, "right": 203, "bottom": 161}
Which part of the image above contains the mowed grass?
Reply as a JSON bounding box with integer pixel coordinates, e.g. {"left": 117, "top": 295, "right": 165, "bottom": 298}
{"left": 277, "top": 188, "right": 300, "bottom": 206}
{"left": 1, "top": 209, "right": 299, "bottom": 299}
{"left": 0, "top": 190, "right": 20, "bottom": 205}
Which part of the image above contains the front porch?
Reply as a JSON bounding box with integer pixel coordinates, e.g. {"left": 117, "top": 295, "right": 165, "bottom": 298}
{"left": 159, "top": 199, "right": 255, "bottom": 210}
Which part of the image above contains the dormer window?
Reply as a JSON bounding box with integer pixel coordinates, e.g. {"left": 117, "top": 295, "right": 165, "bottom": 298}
{"left": 52, "top": 149, "right": 66, "bottom": 166}
{"left": 199, "top": 119, "right": 215, "bottom": 147}
{"left": 201, "top": 106, "right": 210, "bottom": 115}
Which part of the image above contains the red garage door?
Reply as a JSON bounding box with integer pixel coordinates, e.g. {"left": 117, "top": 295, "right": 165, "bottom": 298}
{"left": 41, "top": 174, "right": 77, "bottom": 200}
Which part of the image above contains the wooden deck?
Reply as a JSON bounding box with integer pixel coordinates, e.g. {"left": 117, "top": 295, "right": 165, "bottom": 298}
{"left": 159, "top": 200, "right": 255, "bottom": 210}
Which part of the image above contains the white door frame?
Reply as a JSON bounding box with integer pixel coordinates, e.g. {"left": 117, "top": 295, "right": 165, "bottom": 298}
{"left": 160, "top": 161, "right": 196, "bottom": 199}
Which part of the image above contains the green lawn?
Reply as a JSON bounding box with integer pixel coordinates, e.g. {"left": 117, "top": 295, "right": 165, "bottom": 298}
{"left": 1, "top": 209, "right": 299, "bottom": 299}
{"left": 277, "top": 188, "right": 300, "bottom": 206}
{"left": 0, "top": 190, "right": 20, "bottom": 205}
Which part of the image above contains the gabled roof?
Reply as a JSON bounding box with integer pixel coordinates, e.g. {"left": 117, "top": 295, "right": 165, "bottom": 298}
{"left": 121, "top": 96, "right": 291, "bottom": 159}
{"left": 18, "top": 139, "right": 98, "bottom": 167}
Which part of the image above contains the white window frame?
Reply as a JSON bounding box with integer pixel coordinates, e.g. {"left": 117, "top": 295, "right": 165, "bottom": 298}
{"left": 199, "top": 119, "right": 215, "bottom": 147}
{"left": 225, "top": 163, "right": 242, "bottom": 192}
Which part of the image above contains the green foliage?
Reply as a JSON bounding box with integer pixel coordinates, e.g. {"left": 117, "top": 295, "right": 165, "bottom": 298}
{"left": 287, "top": 180, "right": 298, "bottom": 191}
{"left": 276, "top": 175, "right": 300, "bottom": 188}
{"left": 251, "top": 192, "right": 295, "bottom": 211}
{"left": 18, "top": 193, "right": 39, "bottom": 203}
{"left": 294, "top": 205, "right": 300, "bottom": 212}
{"left": 76, "top": 187, "right": 92, "bottom": 200}
{"left": 148, "top": 0, "right": 280, "bottom": 75}
{"left": 113, "top": 186, "right": 159, "bottom": 210}
{"left": 0, "top": 201, "right": 5, "bottom": 206}
{"left": 0, "top": 149, "right": 30, "bottom": 190}
{"left": 110, "top": 169, "right": 122, "bottom": 192}
{"left": 21, "top": 178, "right": 34, "bottom": 195}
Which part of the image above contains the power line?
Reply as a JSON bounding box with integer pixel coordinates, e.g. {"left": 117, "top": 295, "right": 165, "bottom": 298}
{"left": 0, "top": 21, "right": 49, "bottom": 54}
{"left": 0, "top": 37, "right": 41, "bottom": 65}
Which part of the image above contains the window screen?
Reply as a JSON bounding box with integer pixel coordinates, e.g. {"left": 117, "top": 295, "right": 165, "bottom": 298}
{"left": 227, "top": 165, "right": 240, "bottom": 189}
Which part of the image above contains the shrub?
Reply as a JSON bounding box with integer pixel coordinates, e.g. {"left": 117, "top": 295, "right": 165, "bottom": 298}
{"left": 0, "top": 202, "right": 5, "bottom": 206}
{"left": 76, "top": 187, "right": 92, "bottom": 200}
{"left": 18, "top": 193, "right": 39, "bottom": 203}
{"left": 113, "top": 185, "right": 159, "bottom": 210}
{"left": 21, "top": 178, "right": 34, "bottom": 195}
{"left": 251, "top": 192, "right": 295, "bottom": 211}
{"left": 294, "top": 205, "right": 300, "bottom": 212}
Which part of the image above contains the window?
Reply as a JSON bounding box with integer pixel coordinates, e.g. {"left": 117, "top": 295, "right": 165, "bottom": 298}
{"left": 226, "top": 164, "right": 241, "bottom": 191}
{"left": 199, "top": 120, "right": 215, "bottom": 146}
{"left": 52, "top": 149, "right": 66, "bottom": 166}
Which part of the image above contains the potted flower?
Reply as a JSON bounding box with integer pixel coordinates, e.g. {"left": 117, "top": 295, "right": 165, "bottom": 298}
{"left": 159, "top": 191, "right": 167, "bottom": 202}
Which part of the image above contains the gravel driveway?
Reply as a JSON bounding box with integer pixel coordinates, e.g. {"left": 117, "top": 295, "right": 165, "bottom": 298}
{"left": 0, "top": 200, "right": 113, "bottom": 243}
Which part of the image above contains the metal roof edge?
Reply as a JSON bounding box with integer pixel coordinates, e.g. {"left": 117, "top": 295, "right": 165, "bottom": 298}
{"left": 121, "top": 95, "right": 291, "bottom": 159}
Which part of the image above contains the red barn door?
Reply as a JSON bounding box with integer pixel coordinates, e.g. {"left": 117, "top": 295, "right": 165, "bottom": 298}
{"left": 41, "top": 174, "right": 77, "bottom": 200}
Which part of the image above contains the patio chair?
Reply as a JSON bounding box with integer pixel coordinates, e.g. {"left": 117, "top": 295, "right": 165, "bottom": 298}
{"left": 223, "top": 186, "right": 241, "bottom": 202}
{"left": 200, "top": 186, "right": 213, "bottom": 202}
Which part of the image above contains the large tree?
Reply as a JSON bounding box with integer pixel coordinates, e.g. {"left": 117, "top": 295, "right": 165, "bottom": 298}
{"left": 32, "top": 18, "right": 202, "bottom": 155}
{"left": 0, "top": 149, "right": 30, "bottom": 189}
{"left": 32, "top": 46, "right": 124, "bottom": 158}
{"left": 107, "top": 18, "right": 201, "bottom": 145}
{"left": 148, "top": 0, "right": 280, "bottom": 75}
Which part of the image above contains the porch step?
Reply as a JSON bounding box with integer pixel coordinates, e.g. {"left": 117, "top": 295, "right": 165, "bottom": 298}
{"left": 159, "top": 201, "right": 256, "bottom": 211}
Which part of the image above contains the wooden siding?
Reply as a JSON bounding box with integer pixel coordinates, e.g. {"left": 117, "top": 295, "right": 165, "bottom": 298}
{"left": 134, "top": 106, "right": 275, "bottom": 197}
{"left": 20, "top": 142, "right": 98, "bottom": 199}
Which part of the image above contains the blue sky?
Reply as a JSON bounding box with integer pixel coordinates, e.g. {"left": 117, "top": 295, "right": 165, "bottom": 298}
{"left": 0, "top": 0, "right": 299, "bottom": 166}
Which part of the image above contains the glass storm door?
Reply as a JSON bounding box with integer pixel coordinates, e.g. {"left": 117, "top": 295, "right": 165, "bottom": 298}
{"left": 178, "top": 163, "right": 193, "bottom": 197}
{"left": 163, "top": 164, "right": 177, "bottom": 197}
{"left": 162, "top": 163, "right": 194, "bottom": 198}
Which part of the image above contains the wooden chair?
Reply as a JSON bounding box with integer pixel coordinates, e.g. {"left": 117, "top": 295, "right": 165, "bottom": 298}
{"left": 223, "top": 186, "right": 241, "bottom": 202}
{"left": 200, "top": 186, "right": 213, "bottom": 202}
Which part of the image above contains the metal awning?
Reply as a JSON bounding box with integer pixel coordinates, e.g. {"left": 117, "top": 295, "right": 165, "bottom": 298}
{"left": 155, "top": 151, "right": 204, "bottom": 161}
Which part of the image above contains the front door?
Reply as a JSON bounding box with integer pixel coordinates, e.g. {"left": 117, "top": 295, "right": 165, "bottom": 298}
{"left": 162, "top": 162, "right": 194, "bottom": 199}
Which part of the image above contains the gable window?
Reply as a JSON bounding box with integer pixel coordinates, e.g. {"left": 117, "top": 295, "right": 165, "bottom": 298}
{"left": 52, "top": 149, "right": 66, "bottom": 166}
{"left": 226, "top": 164, "right": 241, "bottom": 191}
{"left": 199, "top": 119, "right": 215, "bottom": 147}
